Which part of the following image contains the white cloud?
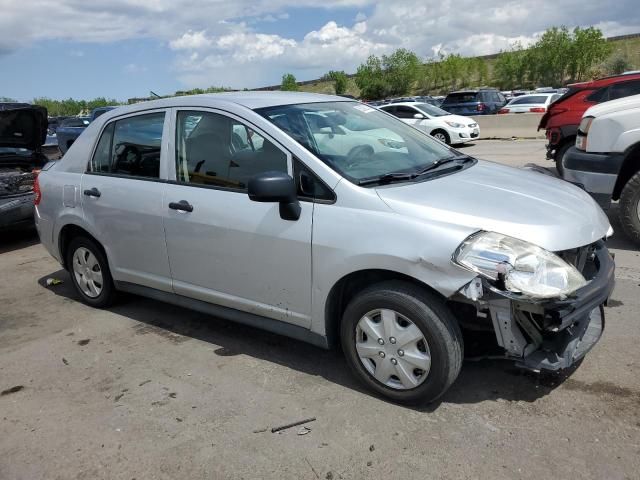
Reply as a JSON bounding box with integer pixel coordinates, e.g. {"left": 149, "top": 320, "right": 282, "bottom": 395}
{"left": 0, "top": 0, "right": 638, "bottom": 91}
{"left": 169, "top": 30, "right": 213, "bottom": 50}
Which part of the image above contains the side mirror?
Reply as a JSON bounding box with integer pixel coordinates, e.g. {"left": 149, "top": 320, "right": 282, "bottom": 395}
{"left": 248, "top": 171, "right": 301, "bottom": 221}
{"left": 413, "top": 113, "right": 426, "bottom": 120}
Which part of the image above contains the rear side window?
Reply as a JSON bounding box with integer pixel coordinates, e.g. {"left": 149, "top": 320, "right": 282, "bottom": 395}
{"left": 609, "top": 80, "right": 640, "bottom": 101}
{"left": 444, "top": 93, "right": 478, "bottom": 103}
{"left": 88, "top": 112, "right": 165, "bottom": 179}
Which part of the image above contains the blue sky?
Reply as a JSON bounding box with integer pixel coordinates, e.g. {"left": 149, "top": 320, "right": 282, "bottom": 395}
{"left": 0, "top": 1, "right": 638, "bottom": 102}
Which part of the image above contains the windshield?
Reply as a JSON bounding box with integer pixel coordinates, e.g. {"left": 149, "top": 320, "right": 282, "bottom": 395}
{"left": 414, "top": 103, "right": 450, "bottom": 117}
{"left": 256, "top": 101, "right": 454, "bottom": 183}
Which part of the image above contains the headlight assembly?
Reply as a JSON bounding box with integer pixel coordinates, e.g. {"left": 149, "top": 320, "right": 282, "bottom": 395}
{"left": 445, "top": 121, "right": 465, "bottom": 128}
{"left": 454, "top": 232, "right": 588, "bottom": 299}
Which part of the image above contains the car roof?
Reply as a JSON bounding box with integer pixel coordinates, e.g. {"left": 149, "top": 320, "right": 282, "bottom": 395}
{"left": 102, "top": 91, "right": 351, "bottom": 118}
{"left": 568, "top": 72, "right": 640, "bottom": 89}
{"left": 381, "top": 102, "right": 430, "bottom": 108}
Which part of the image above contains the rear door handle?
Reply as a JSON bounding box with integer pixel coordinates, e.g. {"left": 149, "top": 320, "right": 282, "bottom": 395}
{"left": 169, "top": 200, "right": 193, "bottom": 212}
{"left": 83, "top": 187, "right": 101, "bottom": 198}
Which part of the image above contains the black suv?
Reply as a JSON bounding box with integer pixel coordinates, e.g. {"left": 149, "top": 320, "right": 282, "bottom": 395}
{"left": 441, "top": 89, "right": 507, "bottom": 115}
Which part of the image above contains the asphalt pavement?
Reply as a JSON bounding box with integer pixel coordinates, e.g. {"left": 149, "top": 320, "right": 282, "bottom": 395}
{"left": 1, "top": 139, "right": 638, "bottom": 480}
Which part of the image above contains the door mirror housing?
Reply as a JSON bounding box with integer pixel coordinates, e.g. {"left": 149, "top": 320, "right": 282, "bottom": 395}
{"left": 413, "top": 113, "right": 426, "bottom": 119}
{"left": 248, "top": 171, "right": 301, "bottom": 221}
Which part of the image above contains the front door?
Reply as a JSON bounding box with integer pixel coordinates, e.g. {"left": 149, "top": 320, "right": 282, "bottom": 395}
{"left": 81, "top": 111, "right": 172, "bottom": 292}
{"left": 163, "top": 109, "right": 313, "bottom": 327}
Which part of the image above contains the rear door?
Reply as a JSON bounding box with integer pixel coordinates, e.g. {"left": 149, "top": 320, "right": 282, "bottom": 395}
{"left": 81, "top": 110, "right": 173, "bottom": 292}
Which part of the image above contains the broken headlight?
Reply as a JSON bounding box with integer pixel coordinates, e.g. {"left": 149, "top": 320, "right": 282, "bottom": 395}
{"left": 454, "top": 232, "right": 588, "bottom": 299}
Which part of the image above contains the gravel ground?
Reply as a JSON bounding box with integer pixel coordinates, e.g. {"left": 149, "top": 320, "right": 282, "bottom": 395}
{"left": 1, "top": 139, "right": 639, "bottom": 480}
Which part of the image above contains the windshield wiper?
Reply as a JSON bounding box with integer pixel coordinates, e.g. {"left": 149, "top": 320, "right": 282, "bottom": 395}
{"left": 357, "top": 172, "right": 418, "bottom": 186}
{"left": 414, "top": 155, "right": 470, "bottom": 176}
{"left": 357, "top": 155, "right": 471, "bottom": 187}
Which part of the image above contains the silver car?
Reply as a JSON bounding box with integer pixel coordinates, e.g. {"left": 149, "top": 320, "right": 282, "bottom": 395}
{"left": 35, "top": 92, "right": 615, "bottom": 404}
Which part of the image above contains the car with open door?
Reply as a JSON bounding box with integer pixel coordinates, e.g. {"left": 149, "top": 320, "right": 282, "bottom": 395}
{"left": 35, "top": 92, "right": 614, "bottom": 405}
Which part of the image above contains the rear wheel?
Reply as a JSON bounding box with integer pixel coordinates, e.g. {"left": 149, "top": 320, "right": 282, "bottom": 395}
{"left": 431, "top": 130, "right": 450, "bottom": 145}
{"left": 619, "top": 171, "right": 640, "bottom": 245}
{"left": 340, "top": 281, "right": 463, "bottom": 405}
{"left": 66, "top": 236, "right": 116, "bottom": 308}
{"left": 554, "top": 141, "right": 572, "bottom": 176}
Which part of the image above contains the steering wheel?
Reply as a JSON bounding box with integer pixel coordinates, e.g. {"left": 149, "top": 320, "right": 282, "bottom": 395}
{"left": 346, "top": 145, "right": 374, "bottom": 168}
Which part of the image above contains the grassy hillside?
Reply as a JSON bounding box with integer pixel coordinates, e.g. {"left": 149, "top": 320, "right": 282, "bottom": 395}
{"left": 292, "top": 35, "right": 640, "bottom": 97}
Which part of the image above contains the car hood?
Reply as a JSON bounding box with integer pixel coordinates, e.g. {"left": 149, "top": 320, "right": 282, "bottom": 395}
{"left": 441, "top": 114, "right": 477, "bottom": 126}
{"left": 376, "top": 160, "right": 610, "bottom": 252}
{"left": 0, "top": 105, "right": 48, "bottom": 151}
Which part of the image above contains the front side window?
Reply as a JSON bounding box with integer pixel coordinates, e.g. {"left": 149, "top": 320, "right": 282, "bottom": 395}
{"left": 175, "top": 111, "right": 288, "bottom": 191}
{"left": 89, "top": 112, "right": 164, "bottom": 179}
{"left": 257, "top": 102, "right": 457, "bottom": 185}
{"left": 393, "top": 106, "right": 419, "bottom": 119}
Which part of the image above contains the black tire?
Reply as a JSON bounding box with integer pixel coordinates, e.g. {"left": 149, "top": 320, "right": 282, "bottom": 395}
{"left": 619, "top": 171, "right": 640, "bottom": 246}
{"left": 66, "top": 236, "right": 116, "bottom": 308}
{"left": 430, "top": 129, "right": 450, "bottom": 145}
{"left": 340, "top": 281, "right": 463, "bottom": 405}
{"left": 554, "top": 141, "right": 572, "bottom": 176}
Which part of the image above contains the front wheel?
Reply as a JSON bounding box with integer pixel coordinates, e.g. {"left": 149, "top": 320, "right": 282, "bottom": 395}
{"left": 340, "top": 281, "right": 463, "bottom": 405}
{"left": 619, "top": 171, "right": 640, "bottom": 245}
{"left": 431, "top": 130, "right": 450, "bottom": 145}
{"left": 554, "top": 141, "right": 572, "bottom": 176}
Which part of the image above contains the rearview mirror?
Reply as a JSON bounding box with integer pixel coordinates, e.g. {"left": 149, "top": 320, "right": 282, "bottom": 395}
{"left": 413, "top": 113, "right": 426, "bottom": 120}
{"left": 248, "top": 171, "right": 301, "bottom": 221}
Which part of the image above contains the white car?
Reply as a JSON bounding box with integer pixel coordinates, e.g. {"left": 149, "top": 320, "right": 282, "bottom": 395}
{"left": 379, "top": 102, "right": 480, "bottom": 145}
{"left": 563, "top": 93, "right": 640, "bottom": 244}
{"left": 498, "top": 93, "right": 561, "bottom": 114}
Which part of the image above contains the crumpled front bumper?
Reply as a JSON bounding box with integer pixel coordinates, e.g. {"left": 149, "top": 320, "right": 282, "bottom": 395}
{"left": 458, "top": 241, "right": 615, "bottom": 371}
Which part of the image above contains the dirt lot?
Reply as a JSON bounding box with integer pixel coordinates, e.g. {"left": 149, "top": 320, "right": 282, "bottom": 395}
{"left": 1, "top": 139, "right": 639, "bottom": 480}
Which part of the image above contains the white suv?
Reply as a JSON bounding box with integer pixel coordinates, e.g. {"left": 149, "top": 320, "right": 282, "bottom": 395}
{"left": 35, "top": 92, "right": 614, "bottom": 404}
{"left": 563, "top": 93, "right": 640, "bottom": 244}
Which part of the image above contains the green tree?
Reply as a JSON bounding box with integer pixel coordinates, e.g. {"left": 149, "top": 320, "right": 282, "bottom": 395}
{"left": 493, "top": 43, "right": 530, "bottom": 89}
{"left": 355, "top": 55, "right": 387, "bottom": 99}
{"left": 324, "top": 70, "right": 348, "bottom": 95}
{"left": 281, "top": 73, "right": 298, "bottom": 91}
{"left": 381, "top": 48, "right": 420, "bottom": 96}
{"left": 568, "top": 27, "right": 612, "bottom": 81}
{"left": 602, "top": 51, "right": 633, "bottom": 76}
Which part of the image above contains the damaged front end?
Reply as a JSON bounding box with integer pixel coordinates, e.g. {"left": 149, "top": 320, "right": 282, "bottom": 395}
{"left": 450, "top": 237, "right": 615, "bottom": 371}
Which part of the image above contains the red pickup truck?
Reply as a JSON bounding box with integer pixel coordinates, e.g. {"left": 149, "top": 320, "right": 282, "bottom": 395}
{"left": 539, "top": 71, "right": 640, "bottom": 173}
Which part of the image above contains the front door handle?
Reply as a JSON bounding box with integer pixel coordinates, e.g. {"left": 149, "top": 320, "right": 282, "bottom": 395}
{"left": 83, "top": 187, "right": 101, "bottom": 198}
{"left": 169, "top": 200, "right": 193, "bottom": 212}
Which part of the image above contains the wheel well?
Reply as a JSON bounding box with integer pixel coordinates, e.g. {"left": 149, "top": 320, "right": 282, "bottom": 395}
{"left": 324, "top": 269, "right": 446, "bottom": 348}
{"left": 58, "top": 224, "right": 105, "bottom": 270}
{"left": 613, "top": 143, "right": 640, "bottom": 200}
{"left": 430, "top": 128, "right": 449, "bottom": 139}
